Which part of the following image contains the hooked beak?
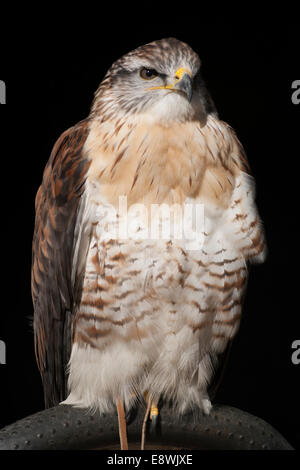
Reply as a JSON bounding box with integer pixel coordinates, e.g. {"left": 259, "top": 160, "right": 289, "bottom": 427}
{"left": 148, "top": 66, "right": 193, "bottom": 102}
{"left": 174, "top": 71, "right": 193, "bottom": 102}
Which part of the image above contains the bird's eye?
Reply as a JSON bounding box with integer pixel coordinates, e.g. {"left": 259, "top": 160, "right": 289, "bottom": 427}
{"left": 140, "top": 68, "right": 158, "bottom": 80}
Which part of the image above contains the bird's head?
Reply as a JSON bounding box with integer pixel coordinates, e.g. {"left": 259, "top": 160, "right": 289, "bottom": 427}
{"left": 92, "top": 38, "right": 215, "bottom": 124}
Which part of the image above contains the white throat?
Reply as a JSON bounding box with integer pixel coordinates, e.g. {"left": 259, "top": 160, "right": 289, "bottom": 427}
{"left": 146, "top": 92, "right": 195, "bottom": 124}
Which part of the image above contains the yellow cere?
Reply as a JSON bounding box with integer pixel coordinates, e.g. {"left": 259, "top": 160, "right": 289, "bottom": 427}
{"left": 148, "top": 66, "right": 192, "bottom": 92}
{"left": 174, "top": 67, "right": 192, "bottom": 80}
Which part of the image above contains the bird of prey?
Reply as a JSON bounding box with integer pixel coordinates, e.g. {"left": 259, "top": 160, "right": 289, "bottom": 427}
{"left": 32, "top": 38, "right": 266, "bottom": 449}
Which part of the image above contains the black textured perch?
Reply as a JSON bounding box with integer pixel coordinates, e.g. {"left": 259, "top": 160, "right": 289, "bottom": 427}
{"left": 0, "top": 404, "right": 293, "bottom": 450}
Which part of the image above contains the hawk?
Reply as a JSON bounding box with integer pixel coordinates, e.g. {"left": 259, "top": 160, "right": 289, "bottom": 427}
{"left": 32, "top": 38, "right": 266, "bottom": 449}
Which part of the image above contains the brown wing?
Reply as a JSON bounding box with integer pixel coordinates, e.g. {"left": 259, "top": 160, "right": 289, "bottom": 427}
{"left": 31, "top": 119, "right": 91, "bottom": 408}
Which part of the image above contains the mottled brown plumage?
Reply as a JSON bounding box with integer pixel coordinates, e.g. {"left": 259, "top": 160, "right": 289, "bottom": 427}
{"left": 32, "top": 120, "right": 91, "bottom": 406}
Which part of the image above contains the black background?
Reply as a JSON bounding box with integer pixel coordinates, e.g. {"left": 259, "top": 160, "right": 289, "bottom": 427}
{"left": 0, "top": 15, "right": 299, "bottom": 451}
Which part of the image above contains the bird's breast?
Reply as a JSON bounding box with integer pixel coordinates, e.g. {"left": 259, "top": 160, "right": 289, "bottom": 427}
{"left": 73, "top": 115, "right": 243, "bottom": 348}
{"left": 84, "top": 115, "right": 237, "bottom": 210}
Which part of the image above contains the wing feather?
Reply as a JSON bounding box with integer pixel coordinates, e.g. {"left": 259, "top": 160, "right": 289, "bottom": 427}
{"left": 31, "top": 119, "right": 91, "bottom": 407}
{"left": 209, "top": 123, "right": 266, "bottom": 399}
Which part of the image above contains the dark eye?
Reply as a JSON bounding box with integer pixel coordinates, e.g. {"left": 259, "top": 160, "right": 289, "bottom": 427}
{"left": 140, "top": 68, "right": 158, "bottom": 80}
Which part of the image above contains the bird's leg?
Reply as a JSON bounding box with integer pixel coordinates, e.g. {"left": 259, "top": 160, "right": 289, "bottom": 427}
{"left": 141, "top": 392, "right": 159, "bottom": 449}
{"left": 116, "top": 397, "right": 128, "bottom": 450}
{"left": 141, "top": 394, "right": 152, "bottom": 450}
